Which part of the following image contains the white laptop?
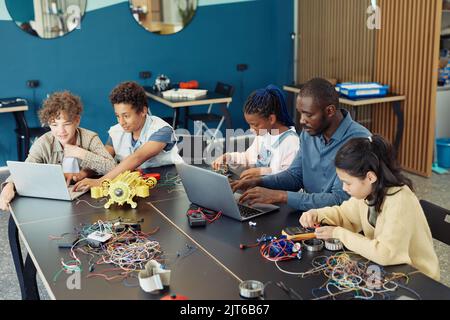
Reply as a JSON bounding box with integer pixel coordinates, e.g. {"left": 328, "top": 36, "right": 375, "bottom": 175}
{"left": 7, "top": 161, "right": 88, "bottom": 201}
{"left": 176, "top": 163, "right": 279, "bottom": 221}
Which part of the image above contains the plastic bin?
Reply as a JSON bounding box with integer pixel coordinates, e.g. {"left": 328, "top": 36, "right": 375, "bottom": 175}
{"left": 336, "top": 83, "right": 389, "bottom": 99}
{"left": 436, "top": 138, "right": 450, "bottom": 168}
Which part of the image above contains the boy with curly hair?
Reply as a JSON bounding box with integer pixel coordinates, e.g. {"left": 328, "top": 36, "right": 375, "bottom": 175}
{"left": 0, "top": 91, "right": 116, "bottom": 211}
{"left": 74, "top": 82, "right": 182, "bottom": 190}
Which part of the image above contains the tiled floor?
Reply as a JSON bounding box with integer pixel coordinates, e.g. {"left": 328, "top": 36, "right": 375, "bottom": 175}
{"left": 0, "top": 170, "right": 449, "bottom": 299}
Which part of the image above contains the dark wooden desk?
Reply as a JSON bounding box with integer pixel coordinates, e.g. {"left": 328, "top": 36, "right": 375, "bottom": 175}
{"left": 9, "top": 193, "right": 240, "bottom": 300}
{"left": 144, "top": 87, "right": 232, "bottom": 130}
{"left": 8, "top": 165, "right": 450, "bottom": 300}
{"left": 151, "top": 194, "right": 450, "bottom": 300}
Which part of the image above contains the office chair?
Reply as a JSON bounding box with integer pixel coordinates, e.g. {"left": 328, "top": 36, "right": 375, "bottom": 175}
{"left": 419, "top": 200, "right": 450, "bottom": 245}
{"left": 188, "top": 82, "right": 235, "bottom": 139}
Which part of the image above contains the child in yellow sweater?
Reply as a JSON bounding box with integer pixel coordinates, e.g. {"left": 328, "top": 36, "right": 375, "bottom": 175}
{"left": 300, "top": 135, "right": 440, "bottom": 281}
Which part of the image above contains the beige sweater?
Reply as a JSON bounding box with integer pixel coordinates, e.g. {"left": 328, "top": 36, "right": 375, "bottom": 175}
{"left": 316, "top": 186, "right": 440, "bottom": 281}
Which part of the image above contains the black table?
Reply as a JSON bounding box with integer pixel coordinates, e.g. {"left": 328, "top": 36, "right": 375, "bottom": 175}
{"left": 8, "top": 165, "right": 450, "bottom": 300}
{"left": 9, "top": 193, "right": 240, "bottom": 300}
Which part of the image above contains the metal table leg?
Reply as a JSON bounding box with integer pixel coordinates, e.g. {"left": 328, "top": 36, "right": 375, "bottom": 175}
{"left": 184, "top": 106, "right": 190, "bottom": 130}
{"left": 172, "top": 108, "right": 180, "bottom": 129}
{"left": 392, "top": 101, "right": 404, "bottom": 156}
{"left": 12, "top": 111, "right": 30, "bottom": 161}
{"left": 8, "top": 214, "right": 26, "bottom": 299}
{"left": 24, "top": 254, "right": 39, "bottom": 300}
{"left": 8, "top": 214, "right": 40, "bottom": 300}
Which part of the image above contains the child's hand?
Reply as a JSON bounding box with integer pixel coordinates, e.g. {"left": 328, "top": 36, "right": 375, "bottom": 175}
{"left": 64, "top": 144, "right": 87, "bottom": 160}
{"left": 64, "top": 171, "right": 90, "bottom": 186}
{"left": 240, "top": 168, "right": 262, "bottom": 180}
{"left": 299, "top": 210, "right": 319, "bottom": 228}
{"left": 0, "top": 183, "right": 16, "bottom": 211}
{"left": 73, "top": 178, "right": 100, "bottom": 192}
{"left": 211, "top": 154, "right": 228, "bottom": 170}
{"left": 314, "top": 226, "right": 337, "bottom": 240}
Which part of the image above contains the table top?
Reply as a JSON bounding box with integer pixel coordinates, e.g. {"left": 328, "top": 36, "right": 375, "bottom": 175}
{"left": 0, "top": 105, "right": 28, "bottom": 114}
{"left": 144, "top": 86, "right": 232, "bottom": 108}
{"left": 9, "top": 164, "right": 450, "bottom": 300}
{"left": 283, "top": 85, "right": 406, "bottom": 106}
{"left": 10, "top": 195, "right": 240, "bottom": 300}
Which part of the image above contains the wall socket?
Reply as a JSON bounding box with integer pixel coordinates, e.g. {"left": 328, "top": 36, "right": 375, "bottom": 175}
{"left": 139, "top": 71, "right": 152, "bottom": 79}
{"left": 237, "top": 64, "right": 248, "bottom": 72}
{"left": 26, "top": 80, "right": 40, "bottom": 88}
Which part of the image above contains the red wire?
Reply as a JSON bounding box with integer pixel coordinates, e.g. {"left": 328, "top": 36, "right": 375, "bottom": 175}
{"left": 260, "top": 239, "right": 297, "bottom": 262}
{"left": 187, "top": 208, "right": 222, "bottom": 224}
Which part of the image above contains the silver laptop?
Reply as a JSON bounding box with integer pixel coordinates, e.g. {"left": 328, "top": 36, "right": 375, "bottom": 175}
{"left": 7, "top": 161, "right": 88, "bottom": 201}
{"left": 176, "top": 163, "right": 279, "bottom": 221}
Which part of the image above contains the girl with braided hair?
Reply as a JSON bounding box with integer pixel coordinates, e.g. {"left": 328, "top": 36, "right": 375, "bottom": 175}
{"left": 212, "top": 85, "right": 299, "bottom": 180}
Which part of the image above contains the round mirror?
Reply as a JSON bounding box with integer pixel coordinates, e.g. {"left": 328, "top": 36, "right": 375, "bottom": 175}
{"left": 5, "top": 0, "right": 87, "bottom": 39}
{"left": 129, "top": 0, "right": 198, "bottom": 35}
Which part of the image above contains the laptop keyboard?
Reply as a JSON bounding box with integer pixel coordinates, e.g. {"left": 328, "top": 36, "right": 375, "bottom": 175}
{"left": 237, "top": 204, "right": 261, "bottom": 218}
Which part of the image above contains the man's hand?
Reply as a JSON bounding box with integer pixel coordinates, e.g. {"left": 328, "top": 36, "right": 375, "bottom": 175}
{"left": 314, "top": 226, "right": 337, "bottom": 240}
{"left": 240, "top": 168, "right": 262, "bottom": 180}
{"left": 64, "top": 144, "right": 87, "bottom": 160}
{"left": 299, "top": 210, "right": 319, "bottom": 228}
{"left": 0, "top": 183, "right": 16, "bottom": 211}
{"left": 73, "top": 178, "right": 101, "bottom": 191}
{"left": 230, "top": 178, "right": 260, "bottom": 193}
{"left": 238, "top": 187, "right": 287, "bottom": 206}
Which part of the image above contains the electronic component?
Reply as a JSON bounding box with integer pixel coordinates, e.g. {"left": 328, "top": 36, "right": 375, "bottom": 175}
{"left": 187, "top": 212, "right": 207, "bottom": 227}
{"left": 302, "top": 239, "right": 324, "bottom": 252}
{"left": 292, "top": 242, "right": 302, "bottom": 253}
{"left": 138, "top": 260, "right": 171, "bottom": 293}
{"left": 324, "top": 238, "right": 343, "bottom": 251}
{"left": 91, "top": 170, "right": 157, "bottom": 209}
{"left": 281, "top": 226, "right": 316, "bottom": 241}
{"left": 260, "top": 236, "right": 299, "bottom": 261}
{"left": 186, "top": 205, "right": 222, "bottom": 225}
{"left": 239, "top": 280, "right": 264, "bottom": 299}
{"left": 112, "top": 218, "right": 144, "bottom": 233}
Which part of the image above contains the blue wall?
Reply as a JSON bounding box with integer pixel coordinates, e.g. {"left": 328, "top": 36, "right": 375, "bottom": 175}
{"left": 0, "top": 0, "right": 294, "bottom": 166}
{"left": 4, "top": 0, "right": 34, "bottom": 23}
